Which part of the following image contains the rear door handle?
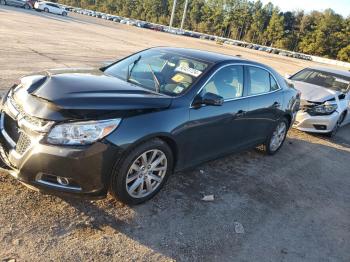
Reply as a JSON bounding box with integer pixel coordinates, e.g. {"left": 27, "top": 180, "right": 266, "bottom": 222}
{"left": 272, "top": 102, "right": 281, "bottom": 108}
{"left": 236, "top": 110, "right": 246, "bottom": 117}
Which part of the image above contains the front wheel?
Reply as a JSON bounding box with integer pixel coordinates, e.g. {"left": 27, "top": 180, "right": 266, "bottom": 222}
{"left": 44, "top": 7, "right": 49, "bottom": 12}
{"left": 326, "top": 111, "right": 346, "bottom": 137}
{"left": 24, "top": 4, "right": 30, "bottom": 9}
{"left": 0, "top": 0, "right": 6, "bottom": 5}
{"left": 261, "top": 118, "right": 288, "bottom": 155}
{"left": 62, "top": 11, "right": 67, "bottom": 16}
{"left": 110, "top": 138, "right": 173, "bottom": 205}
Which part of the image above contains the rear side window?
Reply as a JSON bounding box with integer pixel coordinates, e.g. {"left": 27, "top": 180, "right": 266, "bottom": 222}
{"left": 247, "top": 66, "right": 279, "bottom": 95}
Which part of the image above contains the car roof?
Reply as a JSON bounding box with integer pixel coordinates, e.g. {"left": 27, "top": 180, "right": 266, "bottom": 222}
{"left": 152, "top": 47, "right": 246, "bottom": 64}
{"left": 308, "top": 66, "right": 350, "bottom": 78}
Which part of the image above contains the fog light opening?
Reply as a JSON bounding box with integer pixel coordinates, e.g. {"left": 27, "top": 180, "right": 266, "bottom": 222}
{"left": 57, "top": 176, "right": 70, "bottom": 186}
{"left": 36, "top": 173, "right": 82, "bottom": 191}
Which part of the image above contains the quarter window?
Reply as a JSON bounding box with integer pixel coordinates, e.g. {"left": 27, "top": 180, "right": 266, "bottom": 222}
{"left": 270, "top": 75, "right": 279, "bottom": 91}
{"left": 201, "top": 65, "right": 244, "bottom": 100}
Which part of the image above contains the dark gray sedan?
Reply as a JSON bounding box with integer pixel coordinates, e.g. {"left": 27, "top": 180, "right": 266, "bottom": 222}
{"left": 0, "top": 47, "right": 300, "bottom": 204}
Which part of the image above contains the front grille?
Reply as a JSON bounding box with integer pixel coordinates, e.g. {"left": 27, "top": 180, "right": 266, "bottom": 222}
{"left": 8, "top": 96, "right": 49, "bottom": 128}
{"left": 15, "top": 133, "right": 31, "bottom": 155}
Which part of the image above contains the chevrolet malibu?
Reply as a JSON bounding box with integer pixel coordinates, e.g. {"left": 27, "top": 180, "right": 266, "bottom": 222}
{"left": 0, "top": 47, "right": 300, "bottom": 204}
{"left": 288, "top": 67, "right": 350, "bottom": 136}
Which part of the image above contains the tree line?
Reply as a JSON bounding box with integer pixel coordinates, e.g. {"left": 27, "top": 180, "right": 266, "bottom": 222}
{"left": 57, "top": 0, "right": 350, "bottom": 62}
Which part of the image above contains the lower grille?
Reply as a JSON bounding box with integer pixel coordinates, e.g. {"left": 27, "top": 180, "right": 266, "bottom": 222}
{"left": 15, "top": 133, "right": 31, "bottom": 155}
{"left": 1, "top": 113, "right": 32, "bottom": 155}
{"left": 4, "top": 113, "right": 20, "bottom": 142}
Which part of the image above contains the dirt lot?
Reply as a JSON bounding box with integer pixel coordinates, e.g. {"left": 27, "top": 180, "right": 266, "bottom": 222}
{"left": 0, "top": 6, "right": 350, "bottom": 262}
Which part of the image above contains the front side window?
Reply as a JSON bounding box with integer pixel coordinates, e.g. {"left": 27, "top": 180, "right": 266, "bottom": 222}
{"left": 201, "top": 65, "right": 244, "bottom": 100}
{"left": 104, "top": 50, "right": 210, "bottom": 96}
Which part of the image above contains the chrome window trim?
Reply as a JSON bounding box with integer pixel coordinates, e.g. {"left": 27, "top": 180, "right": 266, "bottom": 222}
{"left": 190, "top": 63, "right": 282, "bottom": 108}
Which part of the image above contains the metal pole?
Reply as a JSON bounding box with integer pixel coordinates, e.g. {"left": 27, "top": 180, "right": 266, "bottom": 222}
{"left": 169, "top": 0, "right": 177, "bottom": 30}
{"left": 180, "top": 0, "right": 189, "bottom": 31}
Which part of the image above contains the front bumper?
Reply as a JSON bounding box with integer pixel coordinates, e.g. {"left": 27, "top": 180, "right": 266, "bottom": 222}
{"left": 293, "top": 110, "right": 339, "bottom": 133}
{"left": 0, "top": 114, "right": 122, "bottom": 199}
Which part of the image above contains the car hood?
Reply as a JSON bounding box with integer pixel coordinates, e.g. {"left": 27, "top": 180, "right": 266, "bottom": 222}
{"left": 11, "top": 68, "right": 172, "bottom": 121}
{"left": 291, "top": 80, "right": 338, "bottom": 103}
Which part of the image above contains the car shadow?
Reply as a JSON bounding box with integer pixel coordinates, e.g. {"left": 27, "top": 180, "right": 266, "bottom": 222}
{"left": 304, "top": 123, "right": 350, "bottom": 148}
{"left": 54, "top": 128, "right": 350, "bottom": 261}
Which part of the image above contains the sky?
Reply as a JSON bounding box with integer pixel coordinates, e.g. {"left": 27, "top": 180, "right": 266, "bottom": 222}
{"left": 260, "top": 0, "right": 350, "bottom": 17}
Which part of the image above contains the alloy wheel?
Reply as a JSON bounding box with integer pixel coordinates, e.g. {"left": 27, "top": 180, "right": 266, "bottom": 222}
{"left": 126, "top": 149, "right": 167, "bottom": 198}
{"left": 269, "top": 122, "right": 287, "bottom": 152}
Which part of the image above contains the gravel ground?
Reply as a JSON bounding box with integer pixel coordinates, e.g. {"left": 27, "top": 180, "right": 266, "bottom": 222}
{"left": 0, "top": 6, "right": 350, "bottom": 262}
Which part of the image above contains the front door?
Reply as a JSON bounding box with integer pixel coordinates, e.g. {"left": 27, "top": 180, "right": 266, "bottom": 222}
{"left": 185, "top": 65, "right": 251, "bottom": 165}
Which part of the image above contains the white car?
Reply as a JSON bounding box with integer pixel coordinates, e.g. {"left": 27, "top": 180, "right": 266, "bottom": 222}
{"left": 287, "top": 67, "right": 350, "bottom": 135}
{"left": 34, "top": 1, "right": 67, "bottom": 16}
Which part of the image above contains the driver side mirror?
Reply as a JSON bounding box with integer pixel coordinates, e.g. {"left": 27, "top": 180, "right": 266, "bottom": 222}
{"left": 192, "top": 92, "right": 224, "bottom": 108}
{"left": 203, "top": 92, "right": 224, "bottom": 106}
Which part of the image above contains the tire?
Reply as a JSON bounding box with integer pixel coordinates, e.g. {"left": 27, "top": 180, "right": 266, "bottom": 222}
{"left": 261, "top": 117, "right": 289, "bottom": 155}
{"left": 110, "top": 138, "right": 173, "bottom": 205}
{"left": 24, "top": 4, "right": 30, "bottom": 9}
{"left": 62, "top": 11, "right": 67, "bottom": 16}
{"left": 44, "top": 7, "right": 49, "bottom": 12}
{"left": 0, "top": 0, "right": 6, "bottom": 5}
{"left": 326, "top": 111, "right": 346, "bottom": 137}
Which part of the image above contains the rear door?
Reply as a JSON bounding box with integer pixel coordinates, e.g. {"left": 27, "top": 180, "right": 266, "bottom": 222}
{"left": 244, "top": 65, "right": 284, "bottom": 142}
{"left": 52, "top": 4, "right": 61, "bottom": 14}
{"left": 47, "top": 3, "right": 59, "bottom": 14}
{"left": 186, "top": 65, "right": 251, "bottom": 165}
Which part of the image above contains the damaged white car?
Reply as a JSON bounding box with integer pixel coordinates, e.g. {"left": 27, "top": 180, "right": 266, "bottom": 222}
{"left": 287, "top": 67, "right": 350, "bottom": 136}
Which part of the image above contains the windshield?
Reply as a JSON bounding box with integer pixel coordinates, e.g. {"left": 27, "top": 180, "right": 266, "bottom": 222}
{"left": 291, "top": 69, "right": 350, "bottom": 93}
{"left": 104, "top": 49, "right": 210, "bottom": 96}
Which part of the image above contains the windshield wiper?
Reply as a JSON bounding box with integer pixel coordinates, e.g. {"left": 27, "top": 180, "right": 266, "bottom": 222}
{"left": 126, "top": 55, "right": 141, "bottom": 82}
{"left": 147, "top": 64, "right": 160, "bottom": 93}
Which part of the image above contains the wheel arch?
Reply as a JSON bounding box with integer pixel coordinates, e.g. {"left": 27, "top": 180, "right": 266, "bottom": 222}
{"left": 117, "top": 133, "right": 179, "bottom": 171}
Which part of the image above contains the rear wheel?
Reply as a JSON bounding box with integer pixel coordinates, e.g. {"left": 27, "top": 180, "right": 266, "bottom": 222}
{"left": 0, "top": 0, "right": 6, "bottom": 5}
{"left": 24, "top": 4, "right": 30, "bottom": 9}
{"left": 110, "top": 138, "right": 173, "bottom": 205}
{"left": 326, "top": 111, "right": 346, "bottom": 137}
{"left": 44, "top": 7, "right": 49, "bottom": 12}
{"left": 261, "top": 118, "right": 288, "bottom": 155}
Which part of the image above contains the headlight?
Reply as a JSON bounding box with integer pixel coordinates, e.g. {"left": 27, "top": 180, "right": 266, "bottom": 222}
{"left": 308, "top": 102, "right": 338, "bottom": 116}
{"left": 47, "top": 119, "right": 121, "bottom": 145}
